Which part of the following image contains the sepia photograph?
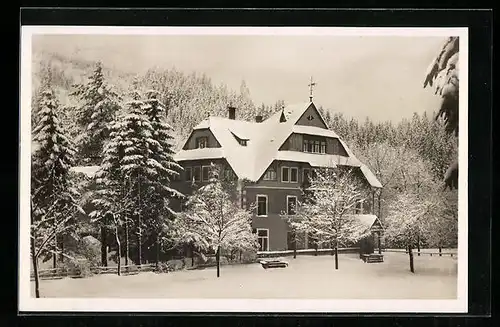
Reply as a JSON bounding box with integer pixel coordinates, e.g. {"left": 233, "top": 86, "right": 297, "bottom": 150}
{"left": 19, "top": 26, "right": 468, "bottom": 313}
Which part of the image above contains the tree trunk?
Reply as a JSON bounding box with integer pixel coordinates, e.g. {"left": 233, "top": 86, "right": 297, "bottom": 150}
{"left": 31, "top": 237, "right": 40, "bottom": 298}
{"left": 114, "top": 225, "right": 122, "bottom": 276}
{"left": 191, "top": 243, "right": 195, "bottom": 266}
{"left": 137, "top": 219, "right": 142, "bottom": 265}
{"left": 439, "top": 246, "right": 442, "bottom": 257}
{"left": 378, "top": 233, "right": 382, "bottom": 254}
{"left": 377, "top": 192, "right": 382, "bottom": 220}
{"left": 155, "top": 233, "right": 160, "bottom": 268}
{"left": 314, "top": 243, "right": 318, "bottom": 256}
{"left": 216, "top": 246, "right": 221, "bottom": 278}
{"left": 239, "top": 249, "right": 242, "bottom": 262}
{"left": 334, "top": 238, "right": 339, "bottom": 270}
{"left": 408, "top": 244, "right": 415, "bottom": 273}
{"left": 293, "top": 234, "right": 297, "bottom": 259}
{"left": 137, "top": 176, "right": 142, "bottom": 266}
{"left": 417, "top": 235, "right": 421, "bottom": 256}
{"left": 125, "top": 219, "right": 129, "bottom": 266}
{"left": 59, "top": 234, "right": 64, "bottom": 263}
{"left": 331, "top": 241, "right": 334, "bottom": 256}
{"left": 52, "top": 219, "right": 57, "bottom": 269}
{"left": 101, "top": 225, "right": 108, "bottom": 267}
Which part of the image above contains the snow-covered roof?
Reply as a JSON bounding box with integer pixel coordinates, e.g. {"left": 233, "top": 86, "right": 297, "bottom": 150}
{"left": 360, "top": 164, "right": 383, "bottom": 188}
{"left": 69, "top": 165, "right": 101, "bottom": 178}
{"left": 174, "top": 147, "right": 225, "bottom": 161}
{"left": 347, "top": 214, "right": 384, "bottom": 231}
{"left": 174, "top": 101, "right": 382, "bottom": 187}
{"left": 292, "top": 125, "right": 339, "bottom": 139}
{"left": 275, "top": 151, "right": 360, "bottom": 169}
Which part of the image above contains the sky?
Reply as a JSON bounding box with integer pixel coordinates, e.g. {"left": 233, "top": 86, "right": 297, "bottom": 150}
{"left": 32, "top": 33, "right": 447, "bottom": 123}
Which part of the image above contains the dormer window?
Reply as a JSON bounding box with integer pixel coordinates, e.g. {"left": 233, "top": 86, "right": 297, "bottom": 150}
{"left": 196, "top": 137, "right": 208, "bottom": 149}
{"left": 230, "top": 131, "right": 249, "bottom": 146}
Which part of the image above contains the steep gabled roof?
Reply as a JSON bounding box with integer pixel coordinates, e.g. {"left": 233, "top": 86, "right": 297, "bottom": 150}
{"left": 346, "top": 214, "right": 385, "bottom": 231}
{"left": 292, "top": 125, "right": 339, "bottom": 138}
{"left": 174, "top": 101, "right": 382, "bottom": 188}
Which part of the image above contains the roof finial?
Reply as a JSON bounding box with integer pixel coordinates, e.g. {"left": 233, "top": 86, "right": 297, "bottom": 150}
{"left": 308, "top": 76, "right": 316, "bottom": 102}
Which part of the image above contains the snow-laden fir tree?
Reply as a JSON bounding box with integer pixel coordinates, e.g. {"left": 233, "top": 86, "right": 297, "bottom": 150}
{"left": 142, "top": 89, "right": 184, "bottom": 265}
{"left": 70, "top": 61, "right": 122, "bottom": 165}
{"left": 423, "top": 36, "right": 459, "bottom": 189}
{"left": 292, "top": 166, "right": 371, "bottom": 270}
{"left": 113, "top": 96, "right": 157, "bottom": 265}
{"left": 91, "top": 88, "right": 184, "bottom": 266}
{"left": 31, "top": 85, "right": 83, "bottom": 296}
{"left": 171, "top": 164, "right": 258, "bottom": 277}
{"left": 90, "top": 121, "right": 136, "bottom": 274}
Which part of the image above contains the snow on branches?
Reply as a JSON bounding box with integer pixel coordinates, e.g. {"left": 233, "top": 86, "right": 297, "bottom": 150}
{"left": 423, "top": 37, "right": 459, "bottom": 190}
{"left": 171, "top": 164, "right": 257, "bottom": 277}
{"left": 70, "top": 61, "right": 122, "bottom": 164}
{"left": 31, "top": 85, "right": 83, "bottom": 296}
{"left": 291, "top": 166, "right": 371, "bottom": 269}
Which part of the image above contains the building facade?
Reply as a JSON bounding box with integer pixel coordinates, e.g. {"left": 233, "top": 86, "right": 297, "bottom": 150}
{"left": 172, "top": 102, "right": 382, "bottom": 251}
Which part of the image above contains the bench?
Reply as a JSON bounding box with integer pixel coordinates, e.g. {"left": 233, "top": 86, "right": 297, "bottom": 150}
{"left": 361, "top": 254, "right": 384, "bottom": 263}
{"left": 259, "top": 259, "right": 288, "bottom": 269}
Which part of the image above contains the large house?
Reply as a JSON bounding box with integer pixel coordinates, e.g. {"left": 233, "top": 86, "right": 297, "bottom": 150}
{"left": 172, "top": 101, "right": 383, "bottom": 252}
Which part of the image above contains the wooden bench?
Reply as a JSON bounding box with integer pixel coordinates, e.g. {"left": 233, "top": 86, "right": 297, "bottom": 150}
{"left": 361, "top": 254, "right": 384, "bottom": 263}
{"left": 259, "top": 259, "right": 288, "bottom": 269}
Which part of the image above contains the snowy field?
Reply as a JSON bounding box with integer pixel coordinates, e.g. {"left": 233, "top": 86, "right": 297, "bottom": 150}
{"left": 31, "top": 252, "right": 457, "bottom": 299}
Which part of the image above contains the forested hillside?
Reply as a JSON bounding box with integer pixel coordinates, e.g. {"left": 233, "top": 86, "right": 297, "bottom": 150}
{"left": 31, "top": 51, "right": 283, "bottom": 150}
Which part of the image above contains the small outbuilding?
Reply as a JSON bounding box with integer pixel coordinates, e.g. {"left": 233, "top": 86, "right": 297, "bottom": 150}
{"left": 348, "top": 214, "right": 385, "bottom": 261}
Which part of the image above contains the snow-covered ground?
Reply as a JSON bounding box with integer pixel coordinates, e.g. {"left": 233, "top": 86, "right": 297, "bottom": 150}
{"left": 31, "top": 252, "right": 457, "bottom": 299}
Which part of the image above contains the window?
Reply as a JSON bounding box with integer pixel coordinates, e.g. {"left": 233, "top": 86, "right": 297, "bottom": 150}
{"left": 303, "top": 137, "right": 327, "bottom": 154}
{"left": 314, "top": 141, "right": 320, "bottom": 153}
{"left": 256, "top": 195, "right": 268, "bottom": 217}
{"left": 239, "top": 139, "right": 248, "bottom": 146}
{"left": 320, "top": 141, "right": 326, "bottom": 154}
{"left": 196, "top": 137, "right": 208, "bottom": 149}
{"left": 202, "top": 166, "right": 210, "bottom": 182}
{"left": 185, "top": 167, "right": 192, "bottom": 181}
{"left": 303, "top": 168, "right": 311, "bottom": 183}
{"left": 281, "top": 167, "right": 290, "bottom": 182}
{"left": 193, "top": 166, "right": 201, "bottom": 182}
{"left": 287, "top": 196, "right": 297, "bottom": 216}
{"left": 290, "top": 167, "right": 298, "bottom": 183}
{"left": 263, "top": 167, "right": 277, "bottom": 181}
{"left": 257, "top": 229, "right": 269, "bottom": 251}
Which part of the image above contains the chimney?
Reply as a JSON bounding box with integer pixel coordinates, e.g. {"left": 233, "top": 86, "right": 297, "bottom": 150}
{"left": 255, "top": 115, "right": 263, "bottom": 123}
{"left": 228, "top": 106, "right": 236, "bottom": 120}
